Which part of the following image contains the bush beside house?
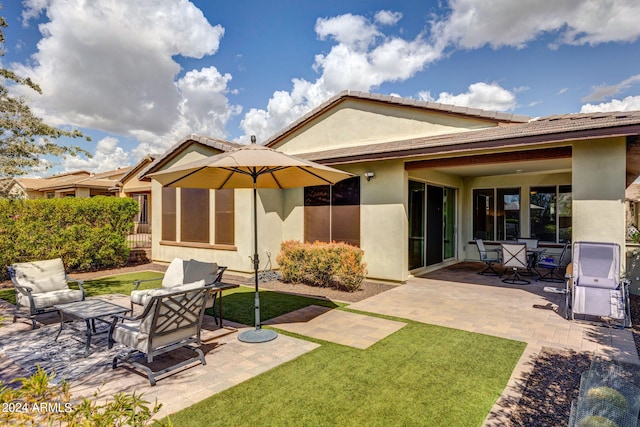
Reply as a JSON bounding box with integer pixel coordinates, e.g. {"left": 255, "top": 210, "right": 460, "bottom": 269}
{"left": 277, "top": 240, "right": 367, "bottom": 291}
{"left": 0, "top": 197, "right": 138, "bottom": 274}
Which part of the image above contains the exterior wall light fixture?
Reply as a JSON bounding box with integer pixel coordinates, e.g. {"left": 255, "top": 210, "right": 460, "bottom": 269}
{"left": 364, "top": 172, "right": 375, "bottom": 181}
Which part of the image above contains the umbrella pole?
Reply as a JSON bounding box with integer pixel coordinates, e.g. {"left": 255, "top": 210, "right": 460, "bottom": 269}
{"left": 238, "top": 175, "right": 277, "bottom": 343}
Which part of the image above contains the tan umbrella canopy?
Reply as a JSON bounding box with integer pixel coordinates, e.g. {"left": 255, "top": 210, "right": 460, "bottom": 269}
{"left": 148, "top": 139, "right": 353, "bottom": 343}
{"left": 148, "top": 141, "right": 351, "bottom": 190}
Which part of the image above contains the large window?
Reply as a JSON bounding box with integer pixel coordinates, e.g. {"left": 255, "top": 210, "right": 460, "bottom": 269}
{"left": 162, "top": 187, "right": 176, "bottom": 241}
{"left": 530, "top": 185, "right": 572, "bottom": 243}
{"left": 215, "top": 189, "right": 234, "bottom": 245}
{"left": 161, "top": 187, "right": 235, "bottom": 246}
{"left": 473, "top": 188, "right": 520, "bottom": 241}
{"left": 304, "top": 177, "right": 360, "bottom": 247}
{"left": 181, "top": 188, "right": 209, "bottom": 243}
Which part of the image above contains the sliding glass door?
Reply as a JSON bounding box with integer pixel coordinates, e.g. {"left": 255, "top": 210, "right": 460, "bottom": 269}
{"left": 408, "top": 181, "right": 457, "bottom": 270}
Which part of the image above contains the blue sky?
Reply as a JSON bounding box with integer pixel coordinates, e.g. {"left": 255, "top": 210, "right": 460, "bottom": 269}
{"left": 2, "top": 0, "right": 640, "bottom": 175}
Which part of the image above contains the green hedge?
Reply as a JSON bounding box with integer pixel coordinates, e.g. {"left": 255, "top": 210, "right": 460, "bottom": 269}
{"left": 276, "top": 240, "right": 367, "bottom": 292}
{"left": 0, "top": 196, "right": 139, "bottom": 274}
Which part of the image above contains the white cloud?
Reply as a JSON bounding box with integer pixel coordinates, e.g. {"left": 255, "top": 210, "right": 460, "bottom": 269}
{"left": 62, "top": 136, "right": 131, "bottom": 172}
{"left": 242, "top": 11, "right": 440, "bottom": 141}
{"left": 582, "top": 74, "right": 640, "bottom": 102}
{"left": 375, "top": 10, "right": 403, "bottom": 26}
{"left": 14, "top": 0, "right": 239, "bottom": 163}
{"left": 430, "top": 0, "right": 640, "bottom": 50}
{"left": 580, "top": 96, "right": 640, "bottom": 113}
{"left": 418, "top": 82, "right": 517, "bottom": 111}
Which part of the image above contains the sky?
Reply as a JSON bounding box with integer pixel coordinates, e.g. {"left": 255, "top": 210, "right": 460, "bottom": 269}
{"left": 2, "top": 0, "right": 640, "bottom": 176}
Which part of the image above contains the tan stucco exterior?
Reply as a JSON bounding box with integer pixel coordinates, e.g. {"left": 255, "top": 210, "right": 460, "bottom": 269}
{"left": 146, "top": 95, "right": 639, "bottom": 287}
{"left": 270, "top": 98, "right": 499, "bottom": 156}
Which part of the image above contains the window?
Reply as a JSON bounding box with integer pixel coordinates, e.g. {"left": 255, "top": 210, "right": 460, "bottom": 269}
{"left": 304, "top": 176, "right": 360, "bottom": 246}
{"left": 133, "top": 194, "right": 148, "bottom": 225}
{"left": 180, "top": 188, "right": 209, "bottom": 243}
{"left": 161, "top": 187, "right": 234, "bottom": 246}
{"left": 530, "top": 185, "right": 572, "bottom": 243}
{"left": 473, "top": 188, "right": 520, "bottom": 241}
{"left": 162, "top": 187, "right": 176, "bottom": 241}
{"left": 215, "top": 189, "right": 234, "bottom": 245}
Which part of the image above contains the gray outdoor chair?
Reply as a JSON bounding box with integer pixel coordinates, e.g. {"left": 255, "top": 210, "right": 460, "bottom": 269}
{"left": 501, "top": 243, "right": 530, "bottom": 285}
{"left": 476, "top": 239, "right": 501, "bottom": 276}
{"left": 567, "top": 241, "right": 631, "bottom": 327}
{"left": 109, "top": 284, "right": 213, "bottom": 385}
{"left": 537, "top": 242, "right": 571, "bottom": 282}
{"left": 8, "top": 258, "right": 85, "bottom": 329}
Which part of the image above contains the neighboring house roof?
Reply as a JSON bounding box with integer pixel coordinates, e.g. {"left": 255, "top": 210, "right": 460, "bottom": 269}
{"left": 15, "top": 167, "right": 133, "bottom": 193}
{"left": 139, "top": 134, "right": 241, "bottom": 178}
{"left": 265, "top": 90, "right": 531, "bottom": 148}
{"left": 293, "top": 110, "right": 640, "bottom": 164}
{"left": 626, "top": 183, "right": 640, "bottom": 201}
{"left": 118, "top": 154, "right": 158, "bottom": 185}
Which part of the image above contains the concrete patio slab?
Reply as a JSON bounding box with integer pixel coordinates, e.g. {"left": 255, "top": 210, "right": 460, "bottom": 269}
{"left": 0, "top": 294, "right": 320, "bottom": 421}
{"left": 265, "top": 305, "right": 407, "bottom": 349}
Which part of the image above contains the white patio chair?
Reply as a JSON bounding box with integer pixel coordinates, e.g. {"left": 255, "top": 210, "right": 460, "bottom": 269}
{"left": 501, "top": 243, "right": 530, "bottom": 285}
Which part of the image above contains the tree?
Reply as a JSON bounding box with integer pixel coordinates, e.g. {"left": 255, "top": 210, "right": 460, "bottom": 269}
{"left": 0, "top": 11, "right": 90, "bottom": 196}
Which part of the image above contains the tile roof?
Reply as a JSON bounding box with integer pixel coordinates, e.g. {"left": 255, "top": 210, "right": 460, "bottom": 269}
{"left": 138, "top": 134, "right": 241, "bottom": 178}
{"left": 295, "top": 110, "right": 640, "bottom": 164}
{"left": 15, "top": 167, "right": 133, "bottom": 191}
{"left": 265, "top": 90, "right": 531, "bottom": 147}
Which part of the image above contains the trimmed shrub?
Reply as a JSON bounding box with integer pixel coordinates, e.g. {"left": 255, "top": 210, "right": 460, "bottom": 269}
{"left": 276, "top": 240, "right": 367, "bottom": 292}
{"left": 0, "top": 196, "right": 138, "bottom": 275}
{"left": 577, "top": 415, "right": 618, "bottom": 427}
{"left": 586, "top": 386, "right": 628, "bottom": 412}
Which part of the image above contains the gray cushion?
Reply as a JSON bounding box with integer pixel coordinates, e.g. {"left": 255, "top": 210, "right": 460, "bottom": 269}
{"left": 13, "top": 258, "right": 68, "bottom": 293}
{"left": 17, "top": 289, "right": 83, "bottom": 309}
{"left": 184, "top": 260, "right": 217, "bottom": 285}
{"left": 112, "top": 320, "right": 147, "bottom": 349}
{"left": 130, "top": 280, "right": 206, "bottom": 307}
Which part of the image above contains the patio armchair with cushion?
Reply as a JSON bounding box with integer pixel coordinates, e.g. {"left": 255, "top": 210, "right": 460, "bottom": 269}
{"left": 501, "top": 243, "right": 530, "bottom": 285}
{"left": 7, "top": 258, "right": 85, "bottom": 329}
{"left": 475, "top": 239, "right": 502, "bottom": 276}
{"left": 130, "top": 257, "right": 226, "bottom": 311}
{"left": 109, "top": 284, "right": 212, "bottom": 385}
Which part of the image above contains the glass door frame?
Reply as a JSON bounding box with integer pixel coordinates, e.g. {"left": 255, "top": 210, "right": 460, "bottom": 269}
{"left": 408, "top": 180, "right": 458, "bottom": 271}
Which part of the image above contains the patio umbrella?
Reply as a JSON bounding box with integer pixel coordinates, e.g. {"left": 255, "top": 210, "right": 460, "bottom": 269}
{"left": 148, "top": 137, "right": 353, "bottom": 343}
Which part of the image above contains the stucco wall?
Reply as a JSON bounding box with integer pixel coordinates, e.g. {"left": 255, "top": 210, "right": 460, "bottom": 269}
{"left": 572, "top": 138, "right": 626, "bottom": 251}
{"left": 279, "top": 160, "right": 410, "bottom": 282}
{"left": 272, "top": 99, "right": 498, "bottom": 156}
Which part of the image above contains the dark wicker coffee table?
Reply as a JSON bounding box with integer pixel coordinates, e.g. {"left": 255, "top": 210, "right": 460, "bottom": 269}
{"left": 54, "top": 299, "right": 130, "bottom": 357}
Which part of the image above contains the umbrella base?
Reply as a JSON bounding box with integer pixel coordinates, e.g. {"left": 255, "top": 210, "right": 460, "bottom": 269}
{"left": 238, "top": 328, "right": 278, "bottom": 343}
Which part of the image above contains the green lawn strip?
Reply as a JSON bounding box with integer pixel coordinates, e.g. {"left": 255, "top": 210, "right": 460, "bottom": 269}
{"left": 216, "top": 286, "right": 345, "bottom": 325}
{"left": 167, "top": 322, "right": 525, "bottom": 427}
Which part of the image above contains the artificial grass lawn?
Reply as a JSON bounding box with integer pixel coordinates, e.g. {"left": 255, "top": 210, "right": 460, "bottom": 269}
{"left": 168, "top": 321, "right": 526, "bottom": 427}
{"left": 219, "top": 286, "right": 344, "bottom": 325}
